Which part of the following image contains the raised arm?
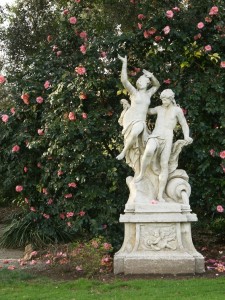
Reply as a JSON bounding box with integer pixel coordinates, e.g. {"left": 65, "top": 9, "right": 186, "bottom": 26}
{"left": 118, "top": 55, "right": 136, "bottom": 95}
{"left": 177, "top": 108, "right": 193, "bottom": 143}
{"left": 143, "top": 69, "right": 160, "bottom": 97}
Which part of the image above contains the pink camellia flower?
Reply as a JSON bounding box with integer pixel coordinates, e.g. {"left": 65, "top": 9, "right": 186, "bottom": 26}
{"left": 44, "top": 80, "right": 51, "bottom": 89}
{"left": 36, "top": 96, "right": 44, "bottom": 104}
{"left": 60, "top": 213, "right": 65, "bottom": 219}
{"left": 172, "top": 7, "right": 180, "bottom": 12}
{"left": 43, "top": 213, "right": 50, "bottom": 219}
{"left": 80, "top": 44, "right": 86, "bottom": 54}
{"left": 103, "top": 243, "right": 112, "bottom": 250}
{"left": 219, "top": 150, "right": 225, "bottom": 159}
{"left": 79, "top": 92, "right": 87, "bottom": 100}
{"left": 197, "top": 22, "right": 204, "bottom": 29}
{"left": 15, "top": 185, "right": 23, "bottom": 192}
{"left": 3, "top": 260, "right": 9, "bottom": 264}
{"left": 220, "top": 61, "right": 225, "bottom": 68}
{"left": 164, "top": 78, "right": 171, "bottom": 84}
{"left": 75, "top": 0, "right": 81, "bottom": 3}
{"left": 100, "top": 51, "right": 107, "bottom": 58}
{"left": 63, "top": 9, "right": 69, "bottom": 15}
{"left": 209, "top": 6, "right": 219, "bottom": 16}
{"left": 210, "top": 149, "right": 215, "bottom": 156}
{"left": 24, "top": 166, "right": 28, "bottom": 173}
{"left": 10, "top": 107, "right": 16, "bottom": 115}
{"left": 166, "top": 10, "right": 174, "bottom": 18}
{"left": 68, "top": 182, "right": 77, "bottom": 188}
{"left": 76, "top": 265, "right": 83, "bottom": 271}
{"left": 79, "top": 31, "right": 87, "bottom": 39}
{"left": 37, "top": 129, "right": 44, "bottom": 135}
{"left": 45, "top": 260, "right": 51, "bottom": 265}
{"left": 163, "top": 25, "right": 170, "bottom": 35}
{"left": 21, "top": 93, "right": 30, "bottom": 105}
{"left": 150, "top": 199, "right": 158, "bottom": 204}
{"left": 148, "top": 27, "right": 157, "bottom": 35}
{"left": 82, "top": 112, "right": 87, "bottom": 119}
{"left": 30, "top": 207, "right": 36, "bottom": 212}
{"left": 67, "top": 222, "right": 72, "bottom": 227}
{"left": 137, "top": 23, "right": 142, "bottom": 30}
{"left": 138, "top": 14, "right": 145, "bottom": 20}
{"left": 64, "top": 193, "right": 73, "bottom": 198}
{"left": 42, "top": 188, "right": 48, "bottom": 194}
{"left": 12, "top": 145, "right": 20, "bottom": 152}
{"left": 205, "top": 17, "right": 212, "bottom": 23}
{"left": 194, "top": 33, "right": 201, "bottom": 40}
{"left": 182, "top": 108, "right": 188, "bottom": 115}
{"left": 47, "top": 198, "right": 53, "bottom": 205}
{"left": 0, "top": 75, "right": 6, "bottom": 84}
{"left": 66, "top": 212, "right": 74, "bottom": 218}
{"left": 68, "top": 111, "right": 76, "bottom": 121}
{"left": 205, "top": 45, "right": 212, "bottom": 51}
{"left": 69, "top": 17, "right": 77, "bottom": 24}
{"left": 78, "top": 211, "right": 85, "bottom": 216}
{"left": 144, "top": 30, "right": 149, "bottom": 38}
{"left": 154, "top": 36, "right": 162, "bottom": 42}
{"left": 2, "top": 114, "right": 9, "bottom": 123}
{"left": 52, "top": 45, "right": 58, "bottom": 51}
{"left": 7, "top": 265, "right": 16, "bottom": 270}
{"left": 75, "top": 66, "right": 86, "bottom": 75}
{"left": 31, "top": 251, "right": 38, "bottom": 257}
{"left": 217, "top": 205, "right": 224, "bottom": 213}
{"left": 56, "top": 51, "right": 62, "bottom": 57}
{"left": 30, "top": 260, "right": 37, "bottom": 265}
{"left": 58, "top": 170, "right": 64, "bottom": 176}
{"left": 47, "top": 35, "right": 52, "bottom": 42}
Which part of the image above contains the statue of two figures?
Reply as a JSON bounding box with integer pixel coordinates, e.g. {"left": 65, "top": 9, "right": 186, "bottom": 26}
{"left": 117, "top": 55, "right": 193, "bottom": 209}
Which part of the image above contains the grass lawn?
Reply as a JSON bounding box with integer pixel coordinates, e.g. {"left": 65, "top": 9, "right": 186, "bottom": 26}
{"left": 0, "top": 269, "right": 225, "bottom": 300}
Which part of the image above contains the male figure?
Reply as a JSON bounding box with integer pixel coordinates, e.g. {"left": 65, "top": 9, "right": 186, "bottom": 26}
{"left": 135, "top": 89, "right": 193, "bottom": 202}
{"left": 116, "top": 55, "right": 160, "bottom": 160}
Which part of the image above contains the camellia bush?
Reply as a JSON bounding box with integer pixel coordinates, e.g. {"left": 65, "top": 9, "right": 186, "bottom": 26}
{"left": 0, "top": 0, "right": 224, "bottom": 247}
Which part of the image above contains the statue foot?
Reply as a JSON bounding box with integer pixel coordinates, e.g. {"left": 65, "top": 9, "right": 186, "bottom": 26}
{"left": 157, "top": 197, "right": 166, "bottom": 202}
{"left": 116, "top": 152, "right": 125, "bottom": 160}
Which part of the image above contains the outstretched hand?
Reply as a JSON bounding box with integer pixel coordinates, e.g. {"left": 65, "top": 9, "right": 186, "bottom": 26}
{"left": 185, "top": 137, "right": 193, "bottom": 145}
{"left": 118, "top": 54, "right": 127, "bottom": 63}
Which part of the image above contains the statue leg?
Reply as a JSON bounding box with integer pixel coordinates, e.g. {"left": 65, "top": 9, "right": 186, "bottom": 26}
{"left": 157, "top": 145, "right": 171, "bottom": 202}
{"left": 135, "top": 139, "right": 157, "bottom": 182}
{"left": 116, "top": 123, "right": 144, "bottom": 160}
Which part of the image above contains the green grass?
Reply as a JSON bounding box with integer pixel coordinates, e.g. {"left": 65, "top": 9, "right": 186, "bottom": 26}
{"left": 0, "top": 269, "right": 225, "bottom": 300}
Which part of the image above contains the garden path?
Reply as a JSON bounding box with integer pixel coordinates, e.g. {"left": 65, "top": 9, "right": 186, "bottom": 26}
{"left": 0, "top": 224, "right": 24, "bottom": 260}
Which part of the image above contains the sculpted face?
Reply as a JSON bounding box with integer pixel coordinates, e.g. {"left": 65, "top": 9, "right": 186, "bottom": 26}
{"left": 136, "top": 75, "right": 150, "bottom": 90}
{"left": 160, "top": 89, "right": 175, "bottom": 106}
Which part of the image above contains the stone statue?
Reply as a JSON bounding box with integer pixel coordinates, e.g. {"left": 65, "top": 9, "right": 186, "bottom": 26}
{"left": 116, "top": 55, "right": 160, "bottom": 173}
{"left": 135, "top": 89, "right": 193, "bottom": 202}
{"left": 114, "top": 56, "right": 205, "bottom": 275}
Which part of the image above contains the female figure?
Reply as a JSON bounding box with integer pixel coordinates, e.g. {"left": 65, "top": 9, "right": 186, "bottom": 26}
{"left": 116, "top": 55, "right": 160, "bottom": 162}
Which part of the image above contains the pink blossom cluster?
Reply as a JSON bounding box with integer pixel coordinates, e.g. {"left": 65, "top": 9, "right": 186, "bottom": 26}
{"left": 0, "top": 75, "right": 6, "bottom": 84}
{"left": 1, "top": 114, "right": 9, "bottom": 123}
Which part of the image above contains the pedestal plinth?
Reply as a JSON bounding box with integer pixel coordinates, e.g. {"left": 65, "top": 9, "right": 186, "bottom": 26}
{"left": 114, "top": 203, "right": 205, "bottom": 275}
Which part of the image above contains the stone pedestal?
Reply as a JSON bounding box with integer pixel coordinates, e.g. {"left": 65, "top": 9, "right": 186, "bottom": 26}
{"left": 114, "top": 203, "right": 205, "bottom": 275}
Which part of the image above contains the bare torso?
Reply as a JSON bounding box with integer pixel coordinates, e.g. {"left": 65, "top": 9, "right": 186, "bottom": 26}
{"left": 123, "top": 91, "right": 151, "bottom": 128}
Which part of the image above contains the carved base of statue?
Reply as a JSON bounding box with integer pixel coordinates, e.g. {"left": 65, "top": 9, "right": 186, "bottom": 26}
{"left": 114, "top": 202, "right": 205, "bottom": 275}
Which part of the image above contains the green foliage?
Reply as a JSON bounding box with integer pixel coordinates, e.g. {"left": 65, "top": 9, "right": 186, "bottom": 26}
{"left": 0, "top": 0, "right": 224, "bottom": 247}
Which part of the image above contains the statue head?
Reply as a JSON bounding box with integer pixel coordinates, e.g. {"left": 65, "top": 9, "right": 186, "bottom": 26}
{"left": 160, "top": 89, "right": 176, "bottom": 105}
{"left": 136, "top": 74, "right": 151, "bottom": 90}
